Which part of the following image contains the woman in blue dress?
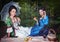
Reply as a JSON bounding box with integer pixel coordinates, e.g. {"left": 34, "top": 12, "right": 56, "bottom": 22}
{"left": 29, "top": 8, "right": 49, "bottom": 37}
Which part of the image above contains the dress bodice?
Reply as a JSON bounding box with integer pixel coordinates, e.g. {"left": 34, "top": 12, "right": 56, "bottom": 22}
{"left": 13, "top": 18, "right": 20, "bottom": 28}
{"left": 5, "top": 17, "right": 12, "bottom": 27}
{"left": 38, "top": 15, "right": 49, "bottom": 27}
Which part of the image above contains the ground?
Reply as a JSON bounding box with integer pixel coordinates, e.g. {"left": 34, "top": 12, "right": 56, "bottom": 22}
{"left": 1, "top": 36, "right": 58, "bottom": 42}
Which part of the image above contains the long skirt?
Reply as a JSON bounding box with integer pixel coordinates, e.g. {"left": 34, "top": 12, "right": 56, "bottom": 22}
{"left": 15, "top": 26, "right": 32, "bottom": 38}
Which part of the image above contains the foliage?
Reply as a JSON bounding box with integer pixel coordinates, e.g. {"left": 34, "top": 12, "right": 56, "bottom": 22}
{"left": 18, "top": 1, "right": 39, "bottom": 27}
{"left": 0, "top": 0, "right": 60, "bottom": 27}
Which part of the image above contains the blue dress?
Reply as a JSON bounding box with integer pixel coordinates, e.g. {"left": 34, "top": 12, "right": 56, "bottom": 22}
{"left": 29, "top": 15, "right": 49, "bottom": 36}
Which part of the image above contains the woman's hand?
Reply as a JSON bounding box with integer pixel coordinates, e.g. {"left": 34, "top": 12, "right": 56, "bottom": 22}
{"left": 33, "top": 17, "right": 38, "bottom": 22}
{"left": 17, "top": 17, "right": 21, "bottom": 22}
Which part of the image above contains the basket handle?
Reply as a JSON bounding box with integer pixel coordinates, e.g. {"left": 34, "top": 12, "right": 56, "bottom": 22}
{"left": 49, "top": 29, "right": 56, "bottom": 35}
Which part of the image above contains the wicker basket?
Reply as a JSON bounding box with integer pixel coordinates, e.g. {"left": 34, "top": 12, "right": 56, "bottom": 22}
{"left": 47, "top": 29, "right": 56, "bottom": 41}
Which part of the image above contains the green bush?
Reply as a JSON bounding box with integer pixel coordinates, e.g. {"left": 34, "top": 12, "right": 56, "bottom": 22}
{"left": 19, "top": 2, "right": 38, "bottom": 27}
